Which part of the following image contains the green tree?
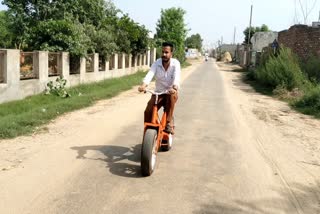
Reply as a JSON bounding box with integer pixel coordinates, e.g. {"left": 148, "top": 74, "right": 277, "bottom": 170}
{"left": 2, "top": 0, "right": 118, "bottom": 57}
{"left": 2, "top": 0, "right": 149, "bottom": 58}
{"left": 155, "top": 7, "right": 188, "bottom": 62}
{"left": 243, "top": 24, "right": 270, "bottom": 44}
{"left": 2, "top": 0, "right": 32, "bottom": 49}
{"left": 185, "top": 33, "right": 203, "bottom": 51}
{"left": 0, "top": 11, "right": 13, "bottom": 48}
{"left": 114, "top": 14, "right": 149, "bottom": 55}
{"left": 29, "top": 19, "right": 92, "bottom": 57}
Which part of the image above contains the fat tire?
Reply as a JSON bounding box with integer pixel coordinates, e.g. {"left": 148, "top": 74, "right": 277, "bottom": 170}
{"left": 141, "top": 129, "right": 158, "bottom": 176}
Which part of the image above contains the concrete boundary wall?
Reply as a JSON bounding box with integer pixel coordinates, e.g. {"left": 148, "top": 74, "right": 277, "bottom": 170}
{"left": 0, "top": 48, "right": 157, "bottom": 104}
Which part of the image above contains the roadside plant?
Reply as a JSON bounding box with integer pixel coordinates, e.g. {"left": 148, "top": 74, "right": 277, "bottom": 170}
{"left": 46, "top": 77, "right": 71, "bottom": 98}
{"left": 293, "top": 86, "right": 320, "bottom": 117}
{"left": 301, "top": 55, "right": 320, "bottom": 83}
{"left": 255, "top": 47, "right": 306, "bottom": 90}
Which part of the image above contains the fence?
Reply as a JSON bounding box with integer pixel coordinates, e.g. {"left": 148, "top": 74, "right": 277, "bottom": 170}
{"left": 20, "top": 52, "right": 36, "bottom": 80}
{"left": 0, "top": 49, "right": 157, "bottom": 104}
{"left": 118, "top": 54, "right": 123, "bottom": 69}
{"left": 86, "top": 54, "right": 94, "bottom": 73}
{"left": 70, "top": 55, "right": 80, "bottom": 74}
{"left": 125, "top": 55, "right": 130, "bottom": 68}
{"left": 109, "top": 55, "right": 115, "bottom": 70}
{"left": 99, "top": 56, "right": 105, "bottom": 71}
{"left": 48, "top": 52, "right": 61, "bottom": 76}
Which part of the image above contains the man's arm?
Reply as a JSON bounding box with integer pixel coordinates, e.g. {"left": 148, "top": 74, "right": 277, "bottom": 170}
{"left": 138, "top": 62, "right": 157, "bottom": 92}
{"left": 172, "top": 60, "right": 181, "bottom": 91}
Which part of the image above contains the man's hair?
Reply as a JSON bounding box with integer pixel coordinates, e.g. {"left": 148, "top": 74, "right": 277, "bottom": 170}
{"left": 162, "top": 42, "right": 174, "bottom": 52}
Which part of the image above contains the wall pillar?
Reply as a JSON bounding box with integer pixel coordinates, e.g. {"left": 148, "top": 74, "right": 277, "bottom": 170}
{"left": 2, "top": 49, "right": 20, "bottom": 86}
{"left": 122, "top": 53, "right": 126, "bottom": 75}
{"left": 80, "top": 57, "right": 86, "bottom": 83}
{"left": 150, "top": 48, "right": 157, "bottom": 65}
{"left": 128, "top": 54, "right": 132, "bottom": 74}
{"left": 143, "top": 53, "right": 146, "bottom": 66}
{"left": 93, "top": 53, "right": 99, "bottom": 73}
{"left": 105, "top": 60, "right": 109, "bottom": 72}
{"left": 60, "top": 52, "right": 70, "bottom": 81}
{"left": 114, "top": 54, "right": 118, "bottom": 70}
{"left": 147, "top": 49, "right": 151, "bottom": 67}
{"left": 34, "top": 51, "right": 48, "bottom": 90}
{"left": 139, "top": 54, "right": 143, "bottom": 68}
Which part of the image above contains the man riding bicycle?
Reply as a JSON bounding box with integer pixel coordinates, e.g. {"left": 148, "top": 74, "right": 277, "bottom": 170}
{"left": 138, "top": 42, "right": 181, "bottom": 134}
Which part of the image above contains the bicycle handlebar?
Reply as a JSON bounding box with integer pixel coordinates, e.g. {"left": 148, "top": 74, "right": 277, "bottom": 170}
{"left": 144, "top": 89, "right": 169, "bottom": 96}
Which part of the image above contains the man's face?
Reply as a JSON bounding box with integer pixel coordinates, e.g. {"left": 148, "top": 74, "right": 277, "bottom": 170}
{"left": 161, "top": 46, "right": 172, "bottom": 62}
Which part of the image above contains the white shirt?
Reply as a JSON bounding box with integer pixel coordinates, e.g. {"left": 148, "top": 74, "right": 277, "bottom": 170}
{"left": 143, "top": 58, "right": 181, "bottom": 92}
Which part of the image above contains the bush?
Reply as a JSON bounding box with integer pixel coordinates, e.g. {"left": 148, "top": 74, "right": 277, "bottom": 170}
{"left": 301, "top": 55, "right": 320, "bottom": 83}
{"left": 293, "top": 86, "right": 320, "bottom": 117}
{"left": 245, "top": 67, "right": 256, "bottom": 81}
{"left": 254, "top": 47, "right": 306, "bottom": 90}
{"left": 46, "top": 77, "right": 71, "bottom": 98}
{"left": 260, "top": 46, "right": 278, "bottom": 66}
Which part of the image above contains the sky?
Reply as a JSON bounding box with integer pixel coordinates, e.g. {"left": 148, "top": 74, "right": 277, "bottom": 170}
{"left": 112, "top": 0, "right": 320, "bottom": 48}
{"left": 1, "top": 0, "right": 320, "bottom": 49}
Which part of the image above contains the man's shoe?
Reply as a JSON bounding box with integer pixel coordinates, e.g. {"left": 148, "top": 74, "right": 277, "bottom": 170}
{"left": 164, "top": 123, "right": 173, "bottom": 134}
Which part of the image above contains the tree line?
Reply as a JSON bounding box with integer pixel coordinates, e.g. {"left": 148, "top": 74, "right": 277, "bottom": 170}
{"left": 0, "top": 1, "right": 203, "bottom": 63}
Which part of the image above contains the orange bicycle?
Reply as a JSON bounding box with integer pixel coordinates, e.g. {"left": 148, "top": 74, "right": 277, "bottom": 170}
{"left": 141, "top": 90, "right": 174, "bottom": 176}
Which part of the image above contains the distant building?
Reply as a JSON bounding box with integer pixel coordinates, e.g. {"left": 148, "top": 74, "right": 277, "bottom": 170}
{"left": 185, "top": 48, "right": 201, "bottom": 58}
{"left": 220, "top": 44, "right": 237, "bottom": 58}
{"left": 312, "top": 22, "right": 320, "bottom": 27}
{"left": 250, "top": 31, "right": 278, "bottom": 52}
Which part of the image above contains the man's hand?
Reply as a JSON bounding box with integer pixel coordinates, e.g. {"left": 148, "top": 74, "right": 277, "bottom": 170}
{"left": 168, "top": 88, "right": 177, "bottom": 94}
{"left": 168, "top": 85, "right": 178, "bottom": 94}
{"left": 138, "top": 84, "right": 147, "bottom": 93}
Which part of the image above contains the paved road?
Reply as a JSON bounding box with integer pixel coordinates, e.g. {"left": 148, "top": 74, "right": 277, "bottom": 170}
{"left": 1, "top": 60, "right": 304, "bottom": 214}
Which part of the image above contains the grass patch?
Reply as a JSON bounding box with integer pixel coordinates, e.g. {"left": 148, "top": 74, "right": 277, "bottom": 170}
{"left": 181, "top": 61, "right": 192, "bottom": 68}
{"left": 292, "top": 86, "right": 320, "bottom": 118}
{"left": 0, "top": 71, "right": 146, "bottom": 139}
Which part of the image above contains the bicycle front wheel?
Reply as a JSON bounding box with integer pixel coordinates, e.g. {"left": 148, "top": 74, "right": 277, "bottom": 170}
{"left": 141, "top": 129, "right": 158, "bottom": 176}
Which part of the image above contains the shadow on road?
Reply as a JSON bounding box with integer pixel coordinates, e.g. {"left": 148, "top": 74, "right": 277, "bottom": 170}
{"left": 71, "top": 144, "right": 142, "bottom": 178}
{"left": 194, "top": 182, "right": 320, "bottom": 214}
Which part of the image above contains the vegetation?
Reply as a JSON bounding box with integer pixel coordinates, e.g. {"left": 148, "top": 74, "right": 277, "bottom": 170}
{"left": 243, "top": 24, "right": 270, "bottom": 44}
{"left": 155, "top": 7, "right": 188, "bottom": 62}
{"left": 0, "top": 71, "right": 146, "bottom": 139}
{"left": 301, "top": 55, "right": 320, "bottom": 83}
{"left": 1, "top": 2, "right": 203, "bottom": 63}
{"left": 185, "top": 34, "right": 203, "bottom": 51}
{"left": 293, "top": 86, "right": 320, "bottom": 118}
{"left": 45, "top": 77, "right": 71, "bottom": 98}
{"left": 247, "top": 46, "right": 320, "bottom": 118}
{"left": 0, "top": 0, "right": 149, "bottom": 58}
{"left": 0, "top": 11, "right": 12, "bottom": 48}
{"left": 254, "top": 47, "right": 306, "bottom": 90}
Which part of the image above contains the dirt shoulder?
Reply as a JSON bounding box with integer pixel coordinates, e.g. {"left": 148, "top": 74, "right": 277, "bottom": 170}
{"left": 217, "top": 62, "right": 320, "bottom": 213}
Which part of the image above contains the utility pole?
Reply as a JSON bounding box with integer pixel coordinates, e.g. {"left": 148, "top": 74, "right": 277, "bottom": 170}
{"left": 248, "top": 5, "right": 253, "bottom": 47}
{"left": 233, "top": 27, "right": 236, "bottom": 44}
{"left": 247, "top": 4, "right": 253, "bottom": 66}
